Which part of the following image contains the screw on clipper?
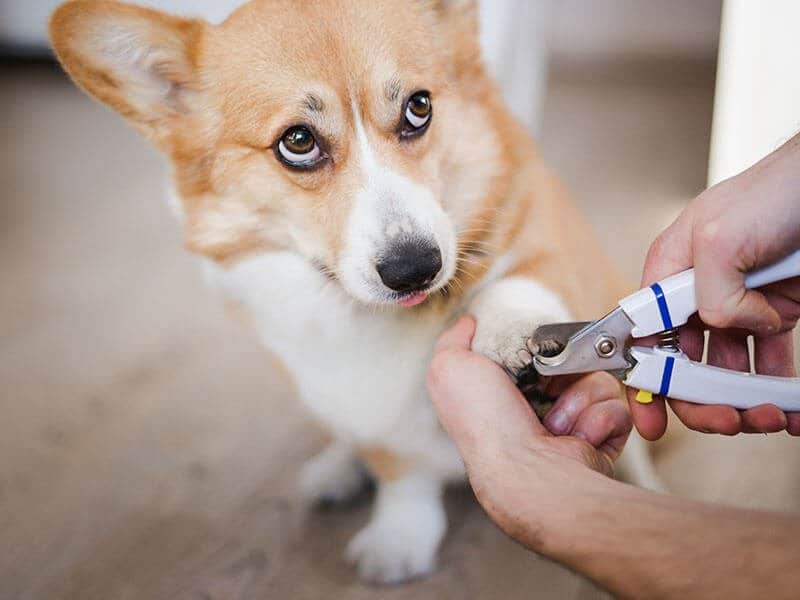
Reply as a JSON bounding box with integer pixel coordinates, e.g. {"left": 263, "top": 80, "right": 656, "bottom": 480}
{"left": 594, "top": 335, "right": 617, "bottom": 358}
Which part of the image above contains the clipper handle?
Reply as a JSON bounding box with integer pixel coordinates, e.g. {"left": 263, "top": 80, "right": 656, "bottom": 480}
{"left": 626, "top": 347, "right": 800, "bottom": 412}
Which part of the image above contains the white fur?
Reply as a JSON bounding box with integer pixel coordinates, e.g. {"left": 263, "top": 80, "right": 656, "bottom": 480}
{"left": 346, "top": 472, "right": 445, "bottom": 584}
{"left": 90, "top": 25, "right": 180, "bottom": 114}
{"left": 209, "top": 251, "right": 464, "bottom": 582}
{"left": 337, "top": 102, "right": 458, "bottom": 305}
{"left": 208, "top": 252, "right": 465, "bottom": 470}
{"left": 300, "top": 441, "right": 367, "bottom": 505}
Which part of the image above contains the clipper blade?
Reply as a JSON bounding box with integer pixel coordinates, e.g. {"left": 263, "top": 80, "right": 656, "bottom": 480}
{"left": 528, "top": 321, "right": 592, "bottom": 359}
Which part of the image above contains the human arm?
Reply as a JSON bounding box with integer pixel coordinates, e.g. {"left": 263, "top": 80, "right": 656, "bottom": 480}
{"left": 428, "top": 316, "right": 800, "bottom": 599}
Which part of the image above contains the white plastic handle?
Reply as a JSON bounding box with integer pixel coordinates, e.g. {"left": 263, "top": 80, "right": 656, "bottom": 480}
{"left": 620, "top": 248, "right": 800, "bottom": 338}
{"left": 625, "top": 347, "right": 800, "bottom": 411}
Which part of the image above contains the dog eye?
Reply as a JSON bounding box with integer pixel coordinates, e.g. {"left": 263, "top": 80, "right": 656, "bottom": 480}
{"left": 276, "top": 125, "right": 323, "bottom": 168}
{"left": 402, "top": 91, "right": 432, "bottom": 136}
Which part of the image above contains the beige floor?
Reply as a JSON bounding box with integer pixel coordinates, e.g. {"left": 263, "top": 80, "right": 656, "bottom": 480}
{"left": 1, "top": 58, "right": 798, "bottom": 600}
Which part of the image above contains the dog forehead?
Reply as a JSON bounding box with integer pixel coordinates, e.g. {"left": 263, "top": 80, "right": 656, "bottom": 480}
{"left": 205, "top": 0, "right": 444, "bottom": 107}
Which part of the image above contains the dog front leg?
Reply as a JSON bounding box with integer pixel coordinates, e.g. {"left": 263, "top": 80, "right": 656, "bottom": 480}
{"left": 346, "top": 447, "right": 446, "bottom": 585}
{"left": 300, "top": 440, "right": 370, "bottom": 506}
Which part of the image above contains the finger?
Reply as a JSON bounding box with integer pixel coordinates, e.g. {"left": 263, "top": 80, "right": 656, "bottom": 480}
{"left": 701, "top": 290, "right": 783, "bottom": 335}
{"left": 571, "top": 399, "right": 633, "bottom": 462}
{"left": 627, "top": 388, "right": 668, "bottom": 441}
{"left": 762, "top": 282, "right": 800, "bottom": 332}
{"left": 639, "top": 212, "right": 695, "bottom": 286}
{"left": 787, "top": 413, "right": 800, "bottom": 436}
{"left": 693, "top": 221, "right": 782, "bottom": 334}
{"left": 754, "top": 331, "right": 796, "bottom": 377}
{"left": 678, "top": 321, "right": 706, "bottom": 362}
{"left": 668, "top": 399, "right": 742, "bottom": 435}
{"left": 751, "top": 303, "right": 797, "bottom": 433}
{"left": 541, "top": 373, "right": 584, "bottom": 398}
{"left": 427, "top": 333, "right": 547, "bottom": 458}
{"left": 740, "top": 404, "right": 788, "bottom": 433}
{"left": 434, "top": 315, "right": 476, "bottom": 354}
{"left": 543, "top": 372, "right": 621, "bottom": 435}
{"left": 705, "top": 328, "right": 750, "bottom": 371}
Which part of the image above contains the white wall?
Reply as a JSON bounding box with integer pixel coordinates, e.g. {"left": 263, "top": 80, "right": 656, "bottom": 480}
{"left": 549, "top": 0, "right": 721, "bottom": 63}
{"left": 0, "top": 0, "right": 234, "bottom": 46}
{"left": 709, "top": 0, "right": 800, "bottom": 184}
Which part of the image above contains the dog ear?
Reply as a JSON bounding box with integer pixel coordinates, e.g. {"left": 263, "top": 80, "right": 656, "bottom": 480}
{"left": 429, "top": 0, "right": 478, "bottom": 31}
{"left": 50, "top": 0, "right": 205, "bottom": 143}
{"left": 427, "top": 0, "right": 482, "bottom": 80}
{"left": 429, "top": 0, "right": 477, "bottom": 12}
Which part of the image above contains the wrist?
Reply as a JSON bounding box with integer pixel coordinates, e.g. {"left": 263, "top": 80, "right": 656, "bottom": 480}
{"left": 494, "top": 449, "right": 618, "bottom": 555}
{"left": 533, "top": 458, "right": 621, "bottom": 555}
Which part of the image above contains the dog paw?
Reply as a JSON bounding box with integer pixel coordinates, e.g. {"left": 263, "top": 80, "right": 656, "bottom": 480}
{"left": 472, "top": 318, "right": 563, "bottom": 417}
{"left": 471, "top": 315, "right": 544, "bottom": 381}
{"left": 300, "top": 444, "right": 369, "bottom": 507}
{"left": 345, "top": 518, "right": 440, "bottom": 585}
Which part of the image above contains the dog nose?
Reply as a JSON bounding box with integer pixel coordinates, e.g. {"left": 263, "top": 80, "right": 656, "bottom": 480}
{"left": 376, "top": 241, "right": 442, "bottom": 293}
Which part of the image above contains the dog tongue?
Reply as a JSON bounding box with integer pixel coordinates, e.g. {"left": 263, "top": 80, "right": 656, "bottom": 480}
{"left": 398, "top": 292, "right": 428, "bottom": 307}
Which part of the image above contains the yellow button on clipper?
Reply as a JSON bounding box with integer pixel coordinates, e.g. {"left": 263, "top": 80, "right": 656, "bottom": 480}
{"left": 635, "top": 389, "right": 654, "bottom": 404}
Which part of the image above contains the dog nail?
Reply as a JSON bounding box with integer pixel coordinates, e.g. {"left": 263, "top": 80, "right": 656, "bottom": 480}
{"left": 526, "top": 338, "right": 540, "bottom": 355}
{"left": 538, "top": 339, "right": 564, "bottom": 358}
{"left": 517, "top": 349, "right": 532, "bottom": 364}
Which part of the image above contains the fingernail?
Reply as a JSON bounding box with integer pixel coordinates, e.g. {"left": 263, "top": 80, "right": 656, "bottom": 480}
{"left": 545, "top": 408, "right": 570, "bottom": 435}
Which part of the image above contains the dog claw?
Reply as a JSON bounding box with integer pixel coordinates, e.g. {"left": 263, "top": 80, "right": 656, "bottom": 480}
{"left": 517, "top": 348, "right": 533, "bottom": 365}
{"left": 532, "top": 337, "right": 564, "bottom": 358}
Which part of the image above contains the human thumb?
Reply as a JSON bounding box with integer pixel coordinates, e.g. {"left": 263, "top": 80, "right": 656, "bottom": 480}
{"left": 427, "top": 316, "right": 547, "bottom": 459}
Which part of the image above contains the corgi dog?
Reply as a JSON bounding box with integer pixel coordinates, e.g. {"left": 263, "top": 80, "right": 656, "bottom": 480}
{"left": 50, "top": 0, "right": 660, "bottom": 585}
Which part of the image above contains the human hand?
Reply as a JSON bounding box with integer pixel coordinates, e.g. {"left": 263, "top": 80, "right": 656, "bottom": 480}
{"left": 630, "top": 136, "right": 800, "bottom": 440}
{"left": 427, "top": 316, "right": 631, "bottom": 549}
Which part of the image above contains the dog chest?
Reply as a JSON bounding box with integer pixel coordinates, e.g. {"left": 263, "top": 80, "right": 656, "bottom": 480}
{"left": 205, "top": 252, "right": 446, "bottom": 442}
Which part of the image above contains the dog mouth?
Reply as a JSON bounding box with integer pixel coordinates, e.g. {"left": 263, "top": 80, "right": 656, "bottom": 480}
{"left": 395, "top": 290, "right": 430, "bottom": 307}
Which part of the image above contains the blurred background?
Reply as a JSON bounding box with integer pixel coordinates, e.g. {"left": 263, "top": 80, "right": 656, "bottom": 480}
{"left": 1, "top": 1, "right": 798, "bottom": 599}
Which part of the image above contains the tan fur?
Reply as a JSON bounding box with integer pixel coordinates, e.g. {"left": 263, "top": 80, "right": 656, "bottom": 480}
{"left": 503, "top": 165, "right": 629, "bottom": 319}
{"left": 358, "top": 446, "right": 413, "bottom": 482}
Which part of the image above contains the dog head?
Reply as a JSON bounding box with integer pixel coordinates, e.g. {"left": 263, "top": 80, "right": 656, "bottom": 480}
{"left": 50, "top": 0, "right": 510, "bottom": 307}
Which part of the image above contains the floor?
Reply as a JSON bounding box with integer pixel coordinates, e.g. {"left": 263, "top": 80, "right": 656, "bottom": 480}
{"left": 1, "top": 57, "right": 798, "bottom": 600}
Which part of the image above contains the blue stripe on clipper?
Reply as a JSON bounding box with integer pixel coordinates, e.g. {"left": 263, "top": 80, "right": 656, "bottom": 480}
{"left": 650, "top": 283, "right": 674, "bottom": 330}
{"left": 659, "top": 356, "right": 675, "bottom": 397}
